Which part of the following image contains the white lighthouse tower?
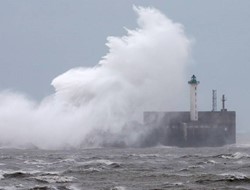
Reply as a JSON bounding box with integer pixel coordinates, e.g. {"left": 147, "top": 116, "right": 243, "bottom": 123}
{"left": 188, "top": 75, "right": 200, "bottom": 121}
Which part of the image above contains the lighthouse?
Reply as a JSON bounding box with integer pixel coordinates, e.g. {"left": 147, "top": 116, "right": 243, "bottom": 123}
{"left": 188, "top": 75, "right": 200, "bottom": 121}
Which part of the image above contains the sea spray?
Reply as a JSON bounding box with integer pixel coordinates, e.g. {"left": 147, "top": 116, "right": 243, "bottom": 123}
{"left": 0, "top": 6, "right": 191, "bottom": 149}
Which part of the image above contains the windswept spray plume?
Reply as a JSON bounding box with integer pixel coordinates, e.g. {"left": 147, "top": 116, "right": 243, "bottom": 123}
{"left": 0, "top": 7, "right": 191, "bottom": 149}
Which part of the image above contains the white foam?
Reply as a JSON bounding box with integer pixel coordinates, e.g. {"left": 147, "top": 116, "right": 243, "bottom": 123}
{"left": 111, "top": 186, "right": 127, "bottom": 190}
{"left": 33, "top": 175, "right": 76, "bottom": 183}
{"left": 0, "top": 170, "right": 4, "bottom": 180}
{"left": 80, "top": 159, "right": 116, "bottom": 166}
{"left": 0, "top": 186, "right": 18, "bottom": 190}
{"left": 207, "top": 160, "right": 217, "bottom": 164}
{"left": 220, "top": 172, "right": 248, "bottom": 179}
{"left": 138, "top": 154, "right": 160, "bottom": 158}
{"left": 24, "top": 159, "right": 50, "bottom": 165}
{"left": 222, "top": 152, "right": 249, "bottom": 159}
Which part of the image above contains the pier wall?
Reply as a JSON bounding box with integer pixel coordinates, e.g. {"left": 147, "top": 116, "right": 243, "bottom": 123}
{"left": 143, "top": 111, "right": 236, "bottom": 147}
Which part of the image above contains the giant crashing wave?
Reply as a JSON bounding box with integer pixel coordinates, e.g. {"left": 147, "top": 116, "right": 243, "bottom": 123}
{"left": 0, "top": 6, "right": 191, "bottom": 149}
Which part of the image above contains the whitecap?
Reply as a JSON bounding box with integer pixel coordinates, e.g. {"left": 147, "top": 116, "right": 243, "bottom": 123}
{"left": 79, "top": 159, "right": 117, "bottom": 166}
{"left": 219, "top": 172, "right": 249, "bottom": 180}
{"left": 111, "top": 186, "right": 127, "bottom": 190}
{"left": 0, "top": 170, "right": 4, "bottom": 180}
{"left": 33, "top": 175, "right": 76, "bottom": 183}
{"left": 221, "top": 152, "right": 249, "bottom": 159}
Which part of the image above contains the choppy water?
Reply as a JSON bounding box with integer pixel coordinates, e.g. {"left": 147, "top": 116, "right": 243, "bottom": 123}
{"left": 1, "top": 145, "right": 250, "bottom": 190}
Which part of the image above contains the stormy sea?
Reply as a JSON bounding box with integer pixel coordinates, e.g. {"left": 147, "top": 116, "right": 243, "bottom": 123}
{"left": 1, "top": 144, "right": 250, "bottom": 190}
{"left": 0, "top": 6, "right": 246, "bottom": 190}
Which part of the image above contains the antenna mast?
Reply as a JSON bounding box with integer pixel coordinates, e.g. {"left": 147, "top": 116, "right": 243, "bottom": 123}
{"left": 221, "top": 94, "right": 227, "bottom": 111}
{"left": 212, "top": 90, "right": 217, "bottom": 112}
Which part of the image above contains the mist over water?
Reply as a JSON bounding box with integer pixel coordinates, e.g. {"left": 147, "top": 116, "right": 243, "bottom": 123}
{"left": 0, "top": 7, "right": 191, "bottom": 149}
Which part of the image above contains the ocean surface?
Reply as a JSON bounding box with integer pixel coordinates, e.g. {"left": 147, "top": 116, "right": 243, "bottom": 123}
{"left": 1, "top": 145, "right": 250, "bottom": 190}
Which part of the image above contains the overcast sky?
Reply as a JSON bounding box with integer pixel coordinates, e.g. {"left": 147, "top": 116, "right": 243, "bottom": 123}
{"left": 0, "top": 0, "right": 249, "bottom": 132}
